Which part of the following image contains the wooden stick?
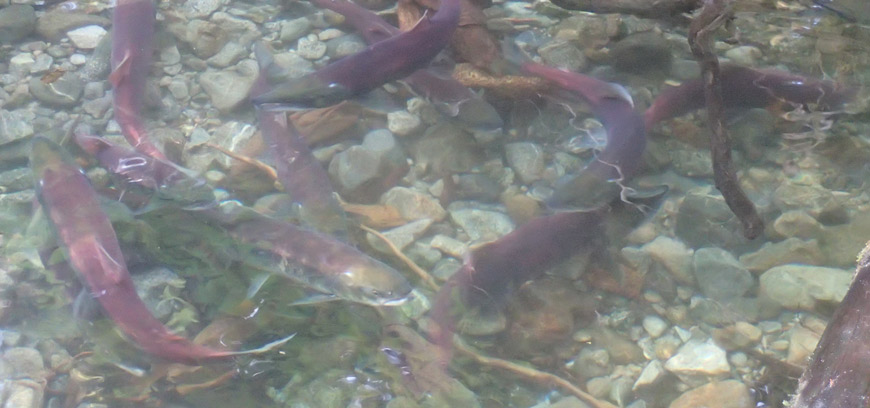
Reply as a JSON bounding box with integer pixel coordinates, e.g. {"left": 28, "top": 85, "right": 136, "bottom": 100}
{"left": 359, "top": 223, "right": 440, "bottom": 290}
{"left": 452, "top": 337, "right": 619, "bottom": 408}
{"left": 205, "top": 142, "right": 278, "bottom": 181}
{"left": 687, "top": 0, "right": 764, "bottom": 239}
{"left": 365, "top": 224, "right": 619, "bottom": 408}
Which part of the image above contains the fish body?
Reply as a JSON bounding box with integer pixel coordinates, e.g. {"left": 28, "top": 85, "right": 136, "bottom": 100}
{"left": 311, "top": 0, "right": 503, "bottom": 130}
{"left": 456, "top": 209, "right": 605, "bottom": 305}
{"left": 74, "top": 132, "right": 216, "bottom": 210}
{"left": 30, "top": 137, "right": 244, "bottom": 364}
{"left": 252, "top": 44, "right": 349, "bottom": 238}
{"left": 644, "top": 64, "right": 855, "bottom": 129}
{"left": 252, "top": 0, "right": 461, "bottom": 107}
{"left": 518, "top": 62, "right": 646, "bottom": 208}
{"left": 217, "top": 204, "right": 412, "bottom": 306}
{"left": 109, "top": 0, "right": 165, "bottom": 159}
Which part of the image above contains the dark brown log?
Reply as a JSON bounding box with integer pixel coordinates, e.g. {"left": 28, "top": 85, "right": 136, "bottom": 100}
{"left": 792, "top": 242, "right": 870, "bottom": 408}
{"left": 687, "top": 0, "right": 764, "bottom": 239}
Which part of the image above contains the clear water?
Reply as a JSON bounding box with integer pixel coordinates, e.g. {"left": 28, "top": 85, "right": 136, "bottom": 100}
{"left": 1, "top": 1, "right": 870, "bottom": 407}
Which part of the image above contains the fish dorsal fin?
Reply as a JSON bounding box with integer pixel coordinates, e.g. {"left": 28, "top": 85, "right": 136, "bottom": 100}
{"left": 108, "top": 50, "right": 132, "bottom": 87}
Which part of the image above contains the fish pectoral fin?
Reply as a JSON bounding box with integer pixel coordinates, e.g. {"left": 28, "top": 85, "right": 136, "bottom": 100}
{"left": 108, "top": 51, "right": 133, "bottom": 87}
{"left": 288, "top": 293, "right": 340, "bottom": 306}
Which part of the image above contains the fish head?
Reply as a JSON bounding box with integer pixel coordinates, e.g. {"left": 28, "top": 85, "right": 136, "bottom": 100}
{"left": 333, "top": 260, "right": 413, "bottom": 306}
{"left": 30, "top": 136, "right": 82, "bottom": 189}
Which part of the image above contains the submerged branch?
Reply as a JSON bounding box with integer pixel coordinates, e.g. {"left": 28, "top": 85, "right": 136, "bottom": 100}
{"left": 687, "top": 0, "right": 764, "bottom": 239}
{"left": 549, "top": 0, "right": 700, "bottom": 19}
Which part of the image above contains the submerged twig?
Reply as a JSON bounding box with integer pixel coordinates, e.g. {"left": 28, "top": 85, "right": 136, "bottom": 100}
{"left": 369, "top": 224, "right": 619, "bottom": 408}
{"left": 687, "top": 0, "right": 764, "bottom": 239}
{"left": 452, "top": 337, "right": 619, "bottom": 408}
{"left": 549, "top": 0, "right": 700, "bottom": 19}
{"left": 360, "top": 224, "right": 440, "bottom": 291}
{"left": 204, "top": 142, "right": 279, "bottom": 182}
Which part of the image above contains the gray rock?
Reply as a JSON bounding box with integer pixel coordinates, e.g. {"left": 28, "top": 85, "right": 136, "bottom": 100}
{"left": 670, "top": 59, "right": 700, "bottom": 81}
{"left": 9, "top": 53, "right": 34, "bottom": 77}
{"left": 36, "top": 11, "right": 108, "bottom": 41}
{"left": 759, "top": 264, "right": 852, "bottom": 311}
{"left": 454, "top": 173, "right": 501, "bottom": 202}
{"left": 538, "top": 40, "right": 586, "bottom": 72}
{"left": 773, "top": 181, "right": 846, "bottom": 225}
{"left": 207, "top": 41, "right": 248, "bottom": 68}
{"left": 0, "top": 109, "right": 35, "bottom": 145}
{"left": 198, "top": 59, "right": 258, "bottom": 113}
{"left": 184, "top": 0, "right": 226, "bottom": 18}
{"left": 184, "top": 20, "right": 228, "bottom": 59}
{"left": 449, "top": 207, "right": 514, "bottom": 242}
{"left": 0, "top": 167, "right": 32, "bottom": 193}
{"left": 366, "top": 218, "right": 433, "bottom": 254}
{"left": 570, "top": 347, "right": 611, "bottom": 378}
{"left": 432, "top": 257, "right": 462, "bottom": 280}
{"left": 1, "top": 381, "right": 42, "bottom": 408}
{"left": 329, "top": 145, "right": 385, "bottom": 196}
{"left": 2, "top": 347, "right": 44, "bottom": 380}
{"left": 380, "top": 187, "right": 446, "bottom": 222}
{"left": 633, "top": 360, "right": 666, "bottom": 390}
{"left": 271, "top": 51, "right": 315, "bottom": 79}
{"left": 82, "top": 94, "right": 113, "bottom": 118}
{"left": 77, "top": 33, "right": 112, "bottom": 82}
{"left": 387, "top": 110, "right": 421, "bottom": 137}
{"left": 66, "top": 25, "right": 106, "bottom": 49}
{"left": 505, "top": 142, "right": 546, "bottom": 184}
{"left": 669, "top": 380, "right": 752, "bottom": 408}
{"left": 611, "top": 31, "right": 672, "bottom": 74}
{"left": 641, "top": 236, "right": 694, "bottom": 285}
{"left": 675, "top": 187, "right": 747, "bottom": 251}
{"left": 29, "top": 72, "right": 83, "bottom": 107}
{"left": 664, "top": 339, "right": 730, "bottom": 386}
{"left": 693, "top": 247, "right": 753, "bottom": 301}
{"left": 724, "top": 45, "right": 762, "bottom": 66}
{"left": 412, "top": 124, "right": 482, "bottom": 175}
{"left": 429, "top": 234, "right": 467, "bottom": 258}
{"left": 167, "top": 78, "right": 189, "bottom": 100}
{"left": 30, "top": 53, "right": 53, "bottom": 74}
{"left": 280, "top": 17, "right": 312, "bottom": 43}
{"left": 739, "top": 238, "right": 822, "bottom": 273}
{"left": 406, "top": 241, "right": 442, "bottom": 269}
{"left": 642, "top": 315, "right": 668, "bottom": 338}
{"left": 772, "top": 210, "right": 822, "bottom": 239}
{"left": 671, "top": 147, "right": 714, "bottom": 178}
{"left": 545, "top": 396, "right": 593, "bottom": 408}
{"left": 326, "top": 34, "right": 366, "bottom": 58}
{"left": 457, "top": 307, "right": 507, "bottom": 336}
{"left": 159, "top": 43, "right": 182, "bottom": 65}
{"left": 0, "top": 5, "right": 35, "bottom": 43}
{"left": 297, "top": 34, "right": 327, "bottom": 60}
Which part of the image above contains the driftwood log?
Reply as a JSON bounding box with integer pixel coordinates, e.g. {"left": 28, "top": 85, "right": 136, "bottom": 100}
{"left": 791, "top": 241, "right": 870, "bottom": 407}
{"left": 687, "top": 0, "right": 764, "bottom": 239}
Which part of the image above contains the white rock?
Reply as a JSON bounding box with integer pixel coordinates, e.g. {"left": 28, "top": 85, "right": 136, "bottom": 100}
{"left": 664, "top": 339, "right": 730, "bottom": 385}
{"left": 642, "top": 315, "right": 668, "bottom": 338}
{"left": 69, "top": 53, "right": 87, "bottom": 65}
{"left": 66, "top": 25, "right": 107, "bottom": 49}
{"left": 759, "top": 264, "right": 852, "bottom": 311}
{"left": 642, "top": 236, "right": 694, "bottom": 284}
